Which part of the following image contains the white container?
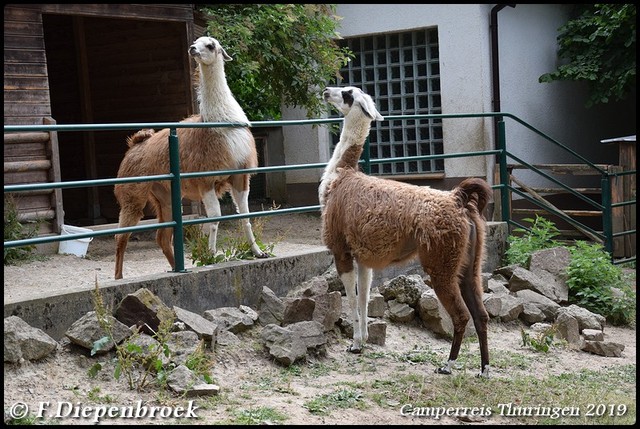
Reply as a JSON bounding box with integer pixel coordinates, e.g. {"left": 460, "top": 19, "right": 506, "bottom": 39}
{"left": 58, "top": 224, "right": 94, "bottom": 257}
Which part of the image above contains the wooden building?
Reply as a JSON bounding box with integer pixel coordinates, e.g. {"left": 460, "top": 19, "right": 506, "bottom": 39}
{"left": 4, "top": 4, "right": 208, "bottom": 235}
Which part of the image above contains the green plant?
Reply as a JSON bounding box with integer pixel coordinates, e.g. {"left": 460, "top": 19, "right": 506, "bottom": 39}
{"left": 539, "top": 4, "right": 636, "bottom": 107}
{"left": 303, "top": 387, "right": 365, "bottom": 416}
{"left": 185, "top": 339, "right": 215, "bottom": 384}
{"left": 4, "top": 195, "right": 39, "bottom": 265}
{"left": 520, "top": 325, "right": 557, "bottom": 353}
{"left": 89, "top": 279, "right": 175, "bottom": 391}
{"left": 566, "top": 240, "right": 635, "bottom": 325}
{"left": 200, "top": 4, "right": 353, "bottom": 120}
{"left": 504, "top": 215, "right": 562, "bottom": 266}
{"left": 231, "top": 406, "right": 288, "bottom": 425}
{"left": 186, "top": 203, "right": 279, "bottom": 266}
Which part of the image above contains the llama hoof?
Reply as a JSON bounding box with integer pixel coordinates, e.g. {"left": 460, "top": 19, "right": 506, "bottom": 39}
{"left": 256, "top": 252, "right": 269, "bottom": 259}
{"left": 476, "top": 366, "right": 490, "bottom": 379}
{"left": 346, "top": 344, "right": 362, "bottom": 354}
{"left": 435, "top": 366, "right": 452, "bottom": 375}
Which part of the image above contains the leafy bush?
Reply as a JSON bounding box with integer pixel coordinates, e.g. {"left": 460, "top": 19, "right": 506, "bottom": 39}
{"left": 201, "top": 4, "right": 353, "bottom": 120}
{"left": 504, "top": 216, "right": 562, "bottom": 266}
{"left": 4, "top": 195, "right": 39, "bottom": 265}
{"left": 505, "top": 215, "right": 636, "bottom": 326}
{"left": 567, "top": 241, "right": 635, "bottom": 326}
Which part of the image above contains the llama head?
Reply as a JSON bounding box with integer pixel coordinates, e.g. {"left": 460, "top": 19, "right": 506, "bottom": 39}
{"left": 189, "top": 36, "right": 232, "bottom": 66}
{"left": 323, "top": 87, "right": 384, "bottom": 122}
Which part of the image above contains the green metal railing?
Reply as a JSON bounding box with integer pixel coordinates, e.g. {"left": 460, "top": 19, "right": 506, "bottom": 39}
{"left": 4, "top": 113, "right": 636, "bottom": 270}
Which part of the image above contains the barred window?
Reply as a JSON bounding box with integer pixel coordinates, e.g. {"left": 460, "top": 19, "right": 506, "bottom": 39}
{"left": 333, "top": 28, "right": 444, "bottom": 175}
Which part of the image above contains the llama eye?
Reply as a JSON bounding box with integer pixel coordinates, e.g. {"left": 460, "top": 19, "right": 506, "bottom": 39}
{"left": 206, "top": 44, "right": 215, "bottom": 51}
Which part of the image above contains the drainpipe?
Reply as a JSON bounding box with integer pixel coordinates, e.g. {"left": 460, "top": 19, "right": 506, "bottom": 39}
{"left": 490, "top": 4, "right": 516, "bottom": 151}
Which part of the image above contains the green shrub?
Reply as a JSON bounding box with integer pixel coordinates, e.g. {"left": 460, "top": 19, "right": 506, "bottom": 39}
{"left": 504, "top": 216, "right": 562, "bottom": 266}
{"left": 4, "top": 195, "right": 39, "bottom": 265}
{"left": 566, "top": 241, "right": 635, "bottom": 326}
{"left": 505, "top": 215, "right": 636, "bottom": 326}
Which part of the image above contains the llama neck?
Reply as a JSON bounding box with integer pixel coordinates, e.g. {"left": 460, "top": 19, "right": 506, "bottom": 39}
{"left": 319, "top": 115, "right": 372, "bottom": 206}
{"left": 324, "top": 116, "right": 372, "bottom": 176}
{"left": 197, "top": 62, "right": 249, "bottom": 123}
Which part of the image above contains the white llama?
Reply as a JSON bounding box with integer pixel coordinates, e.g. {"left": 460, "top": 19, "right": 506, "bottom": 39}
{"left": 114, "top": 36, "right": 266, "bottom": 280}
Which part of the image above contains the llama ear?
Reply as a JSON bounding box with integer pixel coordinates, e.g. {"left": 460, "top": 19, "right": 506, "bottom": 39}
{"left": 356, "top": 94, "right": 384, "bottom": 122}
{"left": 220, "top": 46, "right": 233, "bottom": 62}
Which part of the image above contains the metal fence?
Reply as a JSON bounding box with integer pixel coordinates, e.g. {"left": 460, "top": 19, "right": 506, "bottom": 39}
{"left": 4, "top": 113, "right": 636, "bottom": 270}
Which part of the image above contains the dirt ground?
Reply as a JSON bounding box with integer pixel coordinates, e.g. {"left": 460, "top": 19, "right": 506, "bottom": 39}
{"left": 3, "top": 212, "right": 637, "bottom": 425}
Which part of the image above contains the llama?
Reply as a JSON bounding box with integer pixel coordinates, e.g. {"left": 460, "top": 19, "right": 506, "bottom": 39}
{"left": 319, "top": 86, "right": 493, "bottom": 377}
{"left": 113, "top": 36, "right": 266, "bottom": 279}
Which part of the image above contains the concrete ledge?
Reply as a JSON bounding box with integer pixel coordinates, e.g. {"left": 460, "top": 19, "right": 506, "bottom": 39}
{"left": 4, "top": 247, "right": 334, "bottom": 340}
{"left": 4, "top": 222, "right": 507, "bottom": 340}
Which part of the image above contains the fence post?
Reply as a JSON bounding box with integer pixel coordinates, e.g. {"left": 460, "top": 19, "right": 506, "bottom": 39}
{"left": 601, "top": 173, "right": 614, "bottom": 259}
{"left": 362, "top": 136, "right": 371, "bottom": 175}
{"left": 169, "top": 128, "right": 186, "bottom": 273}
{"left": 497, "top": 119, "right": 510, "bottom": 224}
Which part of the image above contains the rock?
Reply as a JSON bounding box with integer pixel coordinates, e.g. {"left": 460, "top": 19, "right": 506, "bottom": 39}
{"left": 387, "top": 299, "right": 415, "bottom": 323}
{"left": 555, "top": 311, "right": 581, "bottom": 346}
{"left": 166, "top": 364, "right": 219, "bottom": 396}
{"left": 174, "top": 306, "right": 218, "bottom": 345}
{"left": 556, "top": 305, "right": 606, "bottom": 332}
{"left": 65, "top": 311, "right": 132, "bottom": 354}
{"left": 508, "top": 267, "right": 567, "bottom": 303}
{"left": 261, "top": 321, "right": 326, "bottom": 366}
{"left": 312, "top": 291, "right": 342, "bottom": 332}
{"left": 379, "top": 274, "right": 428, "bottom": 307}
{"left": 114, "top": 288, "right": 175, "bottom": 335}
{"left": 581, "top": 340, "right": 625, "bottom": 357}
{"left": 282, "top": 297, "right": 316, "bottom": 325}
{"left": 513, "top": 289, "right": 561, "bottom": 323}
{"left": 4, "top": 316, "right": 58, "bottom": 363}
{"left": 582, "top": 329, "right": 604, "bottom": 341}
{"left": 203, "top": 305, "right": 257, "bottom": 334}
{"left": 367, "top": 293, "right": 386, "bottom": 318}
{"left": 257, "top": 286, "right": 285, "bottom": 326}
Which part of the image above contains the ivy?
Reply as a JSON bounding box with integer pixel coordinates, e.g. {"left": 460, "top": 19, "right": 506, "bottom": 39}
{"left": 539, "top": 4, "right": 636, "bottom": 107}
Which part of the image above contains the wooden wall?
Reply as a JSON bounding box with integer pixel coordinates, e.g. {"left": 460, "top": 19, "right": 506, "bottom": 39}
{"left": 4, "top": 4, "right": 199, "bottom": 231}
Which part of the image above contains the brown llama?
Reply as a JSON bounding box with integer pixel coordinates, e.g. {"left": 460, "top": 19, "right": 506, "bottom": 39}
{"left": 319, "top": 86, "right": 493, "bottom": 377}
{"left": 113, "top": 36, "right": 267, "bottom": 279}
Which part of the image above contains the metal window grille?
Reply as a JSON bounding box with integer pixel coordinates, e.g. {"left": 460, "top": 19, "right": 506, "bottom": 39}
{"left": 333, "top": 29, "right": 444, "bottom": 175}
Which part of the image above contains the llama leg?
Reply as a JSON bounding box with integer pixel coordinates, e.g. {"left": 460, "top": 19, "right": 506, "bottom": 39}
{"left": 356, "top": 263, "right": 373, "bottom": 345}
{"left": 335, "top": 254, "right": 361, "bottom": 352}
{"left": 155, "top": 202, "right": 176, "bottom": 271}
{"left": 114, "top": 203, "right": 144, "bottom": 280}
{"left": 230, "top": 175, "right": 267, "bottom": 258}
{"left": 459, "top": 223, "right": 490, "bottom": 378}
{"left": 201, "top": 189, "right": 222, "bottom": 254}
{"left": 429, "top": 274, "right": 471, "bottom": 375}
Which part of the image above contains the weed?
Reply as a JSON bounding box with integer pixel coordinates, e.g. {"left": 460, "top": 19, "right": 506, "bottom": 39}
{"left": 230, "top": 406, "right": 288, "bottom": 424}
{"left": 504, "top": 215, "right": 561, "bottom": 266}
{"left": 4, "top": 195, "right": 41, "bottom": 265}
{"left": 520, "top": 325, "right": 557, "bottom": 353}
{"left": 89, "top": 278, "right": 177, "bottom": 391}
{"left": 304, "top": 387, "right": 366, "bottom": 416}
{"left": 185, "top": 202, "right": 280, "bottom": 266}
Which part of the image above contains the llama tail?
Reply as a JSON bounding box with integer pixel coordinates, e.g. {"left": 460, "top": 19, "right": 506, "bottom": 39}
{"left": 453, "top": 178, "right": 492, "bottom": 218}
{"left": 126, "top": 129, "right": 155, "bottom": 147}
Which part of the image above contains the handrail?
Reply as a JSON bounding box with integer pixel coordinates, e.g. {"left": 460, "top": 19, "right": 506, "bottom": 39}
{"left": 4, "top": 112, "right": 636, "bottom": 267}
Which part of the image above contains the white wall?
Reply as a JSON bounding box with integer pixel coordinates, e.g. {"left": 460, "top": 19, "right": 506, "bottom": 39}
{"left": 281, "top": 4, "right": 636, "bottom": 190}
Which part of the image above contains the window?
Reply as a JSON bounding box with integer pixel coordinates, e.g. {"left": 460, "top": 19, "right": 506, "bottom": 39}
{"left": 334, "top": 28, "right": 444, "bottom": 175}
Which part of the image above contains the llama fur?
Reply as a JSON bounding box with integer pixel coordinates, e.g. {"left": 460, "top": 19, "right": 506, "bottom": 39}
{"left": 319, "top": 86, "right": 492, "bottom": 377}
{"left": 114, "top": 36, "right": 266, "bottom": 280}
